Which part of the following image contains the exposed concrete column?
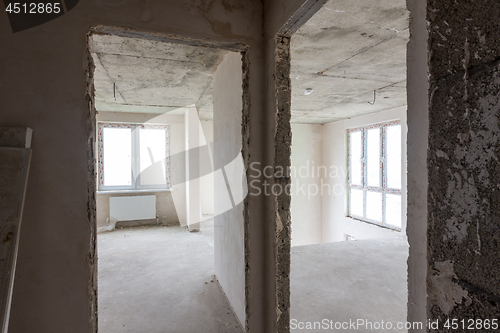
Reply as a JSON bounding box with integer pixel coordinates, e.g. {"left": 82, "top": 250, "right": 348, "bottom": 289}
{"left": 185, "top": 107, "right": 201, "bottom": 232}
{"left": 406, "top": 0, "right": 428, "bottom": 330}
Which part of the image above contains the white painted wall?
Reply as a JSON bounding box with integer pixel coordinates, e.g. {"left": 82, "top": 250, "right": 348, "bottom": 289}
{"left": 184, "top": 108, "right": 202, "bottom": 229}
{"left": 213, "top": 52, "right": 245, "bottom": 328}
{"left": 321, "top": 106, "right": 407, "bottom": 243}
{"left": 200, "top": 120, "right": 214, "bottom": 215}
{"left": 290, "top": 124, "right": 323, "bottom": 246}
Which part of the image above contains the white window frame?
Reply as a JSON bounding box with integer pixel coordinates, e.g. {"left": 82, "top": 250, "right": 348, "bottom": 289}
{"left": 347, "top": 120, "right": 401, "bottom": 230}
{"left": 97, "top": 122, "right": 170, "bottom": 191}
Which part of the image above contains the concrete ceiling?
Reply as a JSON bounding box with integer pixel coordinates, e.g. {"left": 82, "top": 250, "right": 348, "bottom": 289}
{"left": 91, "top": 34, "right": 227, "bottom": 120}
{"left": 291, "top": 0, "right": 409, "bottom": 124}
{"left": 91, "top": 0, "right": 408, "bottom": 124}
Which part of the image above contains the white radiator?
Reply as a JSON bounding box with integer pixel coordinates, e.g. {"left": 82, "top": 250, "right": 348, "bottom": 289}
{"left": 109, "top": 195, "right": 156, "bottom": 222}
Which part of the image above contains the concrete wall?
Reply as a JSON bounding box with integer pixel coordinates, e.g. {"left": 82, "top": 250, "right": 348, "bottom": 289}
{"left": 321, "top": 106, "right": 407, "bottom": 243}
{"left": 406, "top": 0, "right": 428, "bottom": 328}
{"left": 0, "top": 2, "right": 265, "bottom": 331}
{"left": 213, "top": 52, "right": 245, "bottom": 328}
{"left": 290, "top": 124, "right": 322, "bottom": 246}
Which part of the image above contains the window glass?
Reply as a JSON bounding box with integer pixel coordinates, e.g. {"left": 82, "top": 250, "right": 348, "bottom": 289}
{"left": 350, "top": 189, "right": 363, "bottom": 217}
{"left": 366, "top": 128, "right": 380, "bottom": 187}
{"left": 347, "top": 121, "right": 404, "bottom": 228}
{"left": 386, "top": 194, "right": 402, "bottom": 227}
{"left": 103, "top": 127, "right": 132, "bottom": 186}
{"left": 366, "top": 191, "right": 382, "bottom": 221}
{"left": 386, "top": 125, "right": 402, "bottom": 189}
{"left": 349, "top": 131, "right": 362, "bottom": 185}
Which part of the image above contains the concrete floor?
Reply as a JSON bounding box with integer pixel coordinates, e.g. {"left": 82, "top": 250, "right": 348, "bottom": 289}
{"left": 291, "top": 236, "right": 409, "bottom": 332}
{"left": 99, "top": 225, "right": 408, "bottom": 333}
{"left": 97, "top": 225, "right": 242, "bottom": 333}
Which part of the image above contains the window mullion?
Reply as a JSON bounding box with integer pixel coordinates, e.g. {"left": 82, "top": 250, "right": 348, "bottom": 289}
{"left": 362, "top": 128, "right": 367, "bottom": 219}
{"left": 137, "top": 126, "right": 142, "bottom": 189}
{"left": 382, "top": 125, "right": 387, "bottom": 225}
{"left": 348, "top": 130, "right": 354, "bottom": 217}
{"left": 132, "top": 126, "right": 139, "bottom": 190}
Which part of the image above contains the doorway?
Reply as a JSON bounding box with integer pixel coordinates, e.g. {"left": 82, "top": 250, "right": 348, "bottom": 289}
{"left": 86, "top": 28, "right": 248, "bottom": 332}
{"left": 281, "top": 0, "right": 411, "bottom": 331}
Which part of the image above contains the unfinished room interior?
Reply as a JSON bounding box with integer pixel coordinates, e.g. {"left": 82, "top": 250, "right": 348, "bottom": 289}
{"left": 90, "top": 33, "right": 246, "bottom": 332}
{"left": 288, "top": 1, "right": 409, "bottom": 331}
{"left": 1, "top": 0, "right": 499, "bottom": 332}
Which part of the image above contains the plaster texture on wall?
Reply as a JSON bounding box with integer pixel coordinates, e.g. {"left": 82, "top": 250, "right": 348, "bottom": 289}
{"left": 84, "top": 44, "right": 98, "bottom": 332}
{"left": 290, "top": 124, "right": 322, "bottom": 246}
{"left": 0, "top": 0, "right": 265, "bottom": 331}
{"left": 427, "top": 0, "right": 500, "bottom": 319}
{"left": 213, "top": 51, "right": 245, "bottom": 329}
{"left": 200, "top": 120, "right": 215, "bottom": 215}
{"left": 273, "top": 35, "right": 293, "bottom": 333}
{"left": 321, "top": 107, "right": 408, "bottom": 243}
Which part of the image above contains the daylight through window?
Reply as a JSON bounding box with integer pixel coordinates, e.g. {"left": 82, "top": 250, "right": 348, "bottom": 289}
{"left": 347, "top": 121, "right": 402, "bottom": 229}
{"left": 98, "top": 123, "right": 170, "bottom": 191}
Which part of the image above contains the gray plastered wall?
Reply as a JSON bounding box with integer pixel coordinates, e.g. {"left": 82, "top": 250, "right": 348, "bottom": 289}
{"left": 0, "top": 1, "right": 267, "bottom": 332}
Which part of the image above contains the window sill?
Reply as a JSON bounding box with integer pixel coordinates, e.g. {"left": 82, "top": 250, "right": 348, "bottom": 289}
{"left": 347, "top": 215, "right": 401, "bottom": 232}
{"left": 96, "top": 188, "right": 173, "bottom": 195}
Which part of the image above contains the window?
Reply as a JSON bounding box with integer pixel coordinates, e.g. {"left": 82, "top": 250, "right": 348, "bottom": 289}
{"left": 98, "top": 123, "right": 170, "bottom": 191}
{"left": 347, "top": 120, "right": 402, "bottom": 229}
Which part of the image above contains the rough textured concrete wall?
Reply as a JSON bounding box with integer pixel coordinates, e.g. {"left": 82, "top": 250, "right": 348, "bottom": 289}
{"left": 427, "top": 0, "right": 500, "bottom": 326}
{"left": 240, "top": 48, "right": 254, "bottom": 332}
{"left": 274, "top": 35, "right": 292, "bottom": 333}
{"left": 0, "top": 1, "right": 264, "bottom": 332}
{"left": 84, "top": 40, "right": 98, "bottom": 332}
